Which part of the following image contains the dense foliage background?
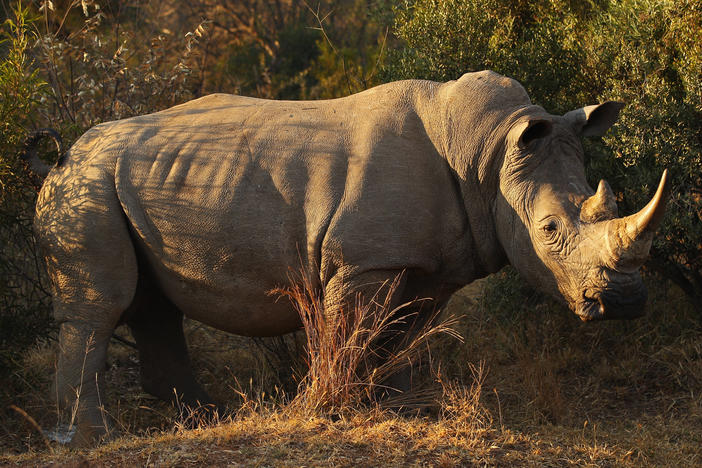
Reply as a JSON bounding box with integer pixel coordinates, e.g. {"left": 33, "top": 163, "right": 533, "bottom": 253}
{"left": 386, "top": 0, "right": 702, "bottom": 308}
{"left": 0, "top": 0, "right": 389, "bottom": 372}
{"left": 0, "top": 0, "right": 700, "bottom": 457}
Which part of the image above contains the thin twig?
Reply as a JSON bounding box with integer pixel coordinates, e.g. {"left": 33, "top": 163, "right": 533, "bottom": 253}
{"left": 9, "top": 405, "right": 52, "bottom": 451}
{"left": 111, "top": 333, "right": 137, "bottom": 349}
{"left": 303, "top": 1, "right": 355, "bottom": 95}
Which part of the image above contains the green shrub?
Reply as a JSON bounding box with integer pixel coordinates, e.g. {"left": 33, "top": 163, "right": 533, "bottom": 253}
{"left": 0, "top": 2, "right": 46, "bottom": 202}
{"left": 384, "top": 0, "right": 591, "bottom": 111}
{"left": 34, "top": 1, "right": 205, "bottom": 139}
{"left": 0, "top": 2, "right": 52, "bottom": 370}
{"left": 584, "top": 0, "right": 702, "bottom": 307}
{"left": 0, "top": 0, "right": 210, "bottom": 373}
{"left": 386, "top": 0, "right": 702, "bottom": 309}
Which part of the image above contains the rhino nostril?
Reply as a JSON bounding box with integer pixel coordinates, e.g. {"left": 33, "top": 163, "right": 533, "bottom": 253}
{"left": 597, "top": 296, "right": 605, "bottom": 316}
{"left": 577, "top": 290, "right": 605, "bottom": 320}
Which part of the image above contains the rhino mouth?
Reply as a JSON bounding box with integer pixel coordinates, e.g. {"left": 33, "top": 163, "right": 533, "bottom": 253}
{"left": 576, "top": 284, "right": 647, "bottom": 321}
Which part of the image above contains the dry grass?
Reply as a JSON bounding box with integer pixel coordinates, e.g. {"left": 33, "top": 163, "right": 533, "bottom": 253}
{"left": 275, "top": 271, "right": 461, "bottom": 414}
{"left": 3, "top": 402, "right": 698, "bottom": 467}
{"left": 1, "top": 271, "right": 701, "bottom": 466}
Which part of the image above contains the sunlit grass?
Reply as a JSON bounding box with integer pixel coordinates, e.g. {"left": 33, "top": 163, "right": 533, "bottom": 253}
{"left": 2, "top": 272, "right": 700, "bottom": 466}
{"left": 274, "top": 270, "right": 461, "bottom": 414}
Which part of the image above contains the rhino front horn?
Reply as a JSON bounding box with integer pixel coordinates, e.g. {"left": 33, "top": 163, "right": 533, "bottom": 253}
{"left": 606, "top": 169, "right": 670, "bottom": 272}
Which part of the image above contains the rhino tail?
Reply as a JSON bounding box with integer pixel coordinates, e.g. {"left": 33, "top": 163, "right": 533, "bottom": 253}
{"left": 20, "top": 128, "right": 64, "bottom": 179}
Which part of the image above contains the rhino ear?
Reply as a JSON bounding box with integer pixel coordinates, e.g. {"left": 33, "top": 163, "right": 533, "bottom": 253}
{"left": 516, "top": 119, "right": 553, "bottom": 149}
{"left": 564, "top": 101, "right": 625, "bottom": 137}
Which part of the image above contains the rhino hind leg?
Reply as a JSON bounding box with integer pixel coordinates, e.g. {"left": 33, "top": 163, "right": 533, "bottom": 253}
{"left": 50, "top": 269, "right": 137, "bottom": 447}
{"left": 125, "top": 280, "right": 213, "bottom": 409}
{"left": 36, "top": 170, "right": 140, "bottom": 446}
{"left": 53, "top": 318, "right": 119, "bottom": 447}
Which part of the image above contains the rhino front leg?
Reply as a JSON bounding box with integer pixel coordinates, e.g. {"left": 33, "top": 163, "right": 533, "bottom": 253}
{"left": 323, "top": 269, "right": 418, "bottom": 394}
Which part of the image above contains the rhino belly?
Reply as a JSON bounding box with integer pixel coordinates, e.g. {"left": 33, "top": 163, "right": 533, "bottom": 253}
{"left": 153, "top": 261, "right": 303, "bottom": 337}
{"left": 129, "top": 215, "right": 307, "bottom": 337}
{"left": 119, "top": 174, "right": 314, "bottom": 337}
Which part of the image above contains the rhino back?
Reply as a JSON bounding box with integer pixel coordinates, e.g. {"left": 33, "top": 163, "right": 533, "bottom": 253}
{"left": 69, "top": 83, "right": 472, "bottom": 334}
{"left": 101, "top": 94, "right": 332, "bottom": 332}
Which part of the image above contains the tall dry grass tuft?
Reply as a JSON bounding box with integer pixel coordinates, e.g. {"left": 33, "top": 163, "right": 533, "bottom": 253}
{"left": 273, "top": 271, "right": 462, "bottom": 414}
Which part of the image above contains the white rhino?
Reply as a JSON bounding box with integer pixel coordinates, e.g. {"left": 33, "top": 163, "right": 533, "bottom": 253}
{"left": 25, "top": 70, "right": 668, "bottom": 445}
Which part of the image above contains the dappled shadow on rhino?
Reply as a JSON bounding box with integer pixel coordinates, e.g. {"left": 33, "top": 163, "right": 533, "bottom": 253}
{"left": 23, "top": 70, "right": 668, "bottom": 446}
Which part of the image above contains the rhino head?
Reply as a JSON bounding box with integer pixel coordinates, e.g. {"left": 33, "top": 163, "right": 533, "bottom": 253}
{"left": 494, "top": 102, "right": 669, "bottom": 321}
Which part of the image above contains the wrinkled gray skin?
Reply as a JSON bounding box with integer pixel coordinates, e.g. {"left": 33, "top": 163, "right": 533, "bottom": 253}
{"left": 31, "top": 71, "right": 668, "bottom": 445}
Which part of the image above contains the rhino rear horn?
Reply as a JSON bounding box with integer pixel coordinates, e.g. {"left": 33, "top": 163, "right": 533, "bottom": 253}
{"left": 565, "top": 102, "right": 625, "bottom": 137}
{"left": 606, "top": 170, "right": 670, "bottom": 271}
{"left": 581, "top": 179, "right": 618, "bottom": 223}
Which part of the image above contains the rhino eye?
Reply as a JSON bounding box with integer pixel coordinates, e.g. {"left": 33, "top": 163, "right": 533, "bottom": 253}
{"left": 538, "top": 217, "right": 566, "bottom": 251}
{"left": 541, "top": 218, "right": 560, "bottom": 237}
